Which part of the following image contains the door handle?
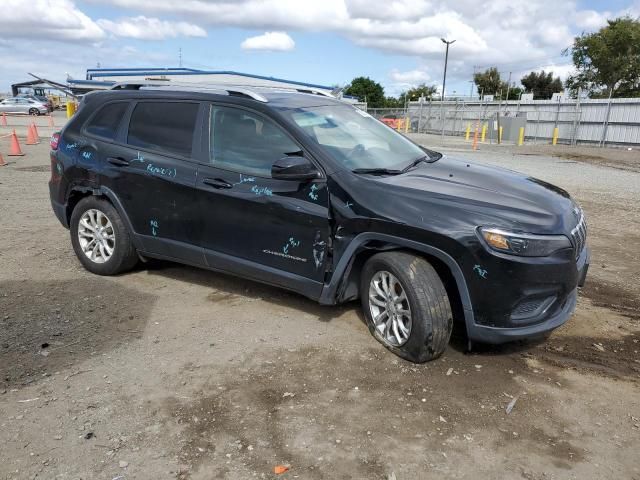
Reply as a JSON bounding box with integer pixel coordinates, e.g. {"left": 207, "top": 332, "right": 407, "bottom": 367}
{"left": 203, "top": 178, "right": 232, "bottom": 189}
{"left": 107, "top": 157, "right": 130, "bottom": 167}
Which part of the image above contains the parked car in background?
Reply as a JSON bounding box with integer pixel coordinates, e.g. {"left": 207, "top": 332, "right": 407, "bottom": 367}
{"left": 0, "top": 97, "right": 49, "bottom": 115}
{"left": 48, "top": 83, "right": 589, "bottom": 363}
{"left": 17, "top": 94, "right": 54, "bottom": 112}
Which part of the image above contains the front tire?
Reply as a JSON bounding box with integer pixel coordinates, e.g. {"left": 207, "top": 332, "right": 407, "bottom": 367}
{"left": 360, "top": 251, "right": 453, "bottom": 363}
{"left": 29, "top": 108, "right": 39, "bottom": 116}
{"left": 70, "top": 197, "right": 138, "bottom": 275}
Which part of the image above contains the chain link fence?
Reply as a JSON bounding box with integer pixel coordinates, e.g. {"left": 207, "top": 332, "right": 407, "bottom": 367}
{"left": 366, "top": 97, "right": 640, "bottom": 147}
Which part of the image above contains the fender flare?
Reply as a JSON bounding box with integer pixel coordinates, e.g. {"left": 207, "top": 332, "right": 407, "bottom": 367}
{"left": 67, "top": 185, "right": 143, "bottom": 250}
{"left": 319, "top": 232, "right": 475, "bottom": 330}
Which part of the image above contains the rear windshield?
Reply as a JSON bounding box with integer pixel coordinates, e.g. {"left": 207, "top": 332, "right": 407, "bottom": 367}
{"left": 127, "top": 102, "right": 199, "bottom": 157}
{"left": 85, "top": 102, "right": 128, "bottom": 140}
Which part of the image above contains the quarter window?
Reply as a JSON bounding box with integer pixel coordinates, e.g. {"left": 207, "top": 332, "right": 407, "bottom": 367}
{"left": 128, "top": 102, "right": 199, "bottom": 157}
{"left": 210, "top": 106, "right": 300, "bottom": 177}
{"left": 85, "top": 102, "right": 128, "bottom": 140}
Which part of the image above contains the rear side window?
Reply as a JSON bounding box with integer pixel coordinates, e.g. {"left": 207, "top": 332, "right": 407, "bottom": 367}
{"left": 85, "top": 102, "right": 128, "bottom": 140}
{"left": 127, "top": 102, "right": 198, "bottom": 157}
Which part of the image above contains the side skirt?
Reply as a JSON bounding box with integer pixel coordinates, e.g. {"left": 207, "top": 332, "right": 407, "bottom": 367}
{"left": 137, "top": 235, "right": 324, "bottom": 301}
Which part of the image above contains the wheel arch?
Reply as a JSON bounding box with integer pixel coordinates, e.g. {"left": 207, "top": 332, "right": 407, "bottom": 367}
{"left": 65, "top": 185, "right": 142, "bottom": 250}
{"left": 320, "top": 233, "right": 474, "bottom": 334}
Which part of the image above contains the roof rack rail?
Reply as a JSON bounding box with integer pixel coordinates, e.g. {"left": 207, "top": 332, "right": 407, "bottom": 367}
{"left": 109, "top": 81, "right": 269, "bottom": 102}
{"left": 237, "top": 84, "right": 334, "bottom": 98}
{"left": 109, "top": 80, "right": 338, "bottom": 102}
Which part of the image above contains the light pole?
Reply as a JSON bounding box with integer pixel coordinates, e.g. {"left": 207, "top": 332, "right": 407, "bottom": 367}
{"left": 440, "top": 38, "right": 456, "bottom": 101}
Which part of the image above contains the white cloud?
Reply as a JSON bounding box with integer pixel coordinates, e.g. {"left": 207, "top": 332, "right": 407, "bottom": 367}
{"left": 90, "top": 0, "right": 609, "bottom": 65}
{"left": 241, "top": 31, "right": 295, "bottom": 51}
{"left": 2, "top": 0, "right": 105, "bottom": 41}
{"left": 1, "top": 0, "right": 627, "bottom": 94}
{"left": 574, "top": 10, "right": 610, "bottom": 30}
{"left": 88, "top": 0, "right": 349, "bottom": 31}
{"left": 533, "top": 64, "right": 576, "bottom": 82}
{"left": 97, "top": 16, "right": 207, "bottom": 40}
{"left": 389, "top": 69, "right": 431, "bottom": 85}
{"left": 345, "top": 0, "right": 432, "bottom": 20}
{"left": 82, "top": 0, "right": 620, "bottom": 93}
{"left": 0, "top": 39, "right": 173, "bottom": 92}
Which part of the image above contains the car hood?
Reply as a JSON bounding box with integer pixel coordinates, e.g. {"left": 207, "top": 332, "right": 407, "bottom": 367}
{"left": 346, "top": 156, "right": 578, "bottom": 234}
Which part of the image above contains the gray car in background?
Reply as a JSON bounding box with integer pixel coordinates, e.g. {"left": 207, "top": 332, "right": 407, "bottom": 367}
{"left": 17, "top": 94, "right": 54, "bottom": 112}
{"left": 0, "top": 97, "right": 49, "bottom": 115}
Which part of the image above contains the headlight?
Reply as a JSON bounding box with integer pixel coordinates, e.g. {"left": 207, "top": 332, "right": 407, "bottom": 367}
{"left": 478, "top": 227, "right": 572, "bottom": 257}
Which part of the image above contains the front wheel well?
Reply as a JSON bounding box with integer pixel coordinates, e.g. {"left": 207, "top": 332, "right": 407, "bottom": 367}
{"left": 337, "top": 245, "right": 466, "bottom": 334}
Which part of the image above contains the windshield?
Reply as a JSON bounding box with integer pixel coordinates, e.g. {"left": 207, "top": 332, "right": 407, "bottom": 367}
{"left": 280, "top": 104, "right": 432, "bottom": 171}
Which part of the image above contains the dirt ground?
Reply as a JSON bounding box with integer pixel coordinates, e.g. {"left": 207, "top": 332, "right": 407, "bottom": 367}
{"left": 518, "top": 144, "right": 640, "bottom": 174}
{"left": 1, "top": 116, "right": 639, "bottom": 479}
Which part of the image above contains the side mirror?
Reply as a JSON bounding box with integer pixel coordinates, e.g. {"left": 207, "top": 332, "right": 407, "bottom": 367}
{"left": 272, "top": 155, "right": 319, "bottom": 181}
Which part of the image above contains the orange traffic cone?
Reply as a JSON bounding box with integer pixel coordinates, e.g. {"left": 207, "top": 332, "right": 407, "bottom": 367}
{"left": 32, "top": 122, "right": 40, "bottom": 140}
{"left": 26, "top": 124, "right": 38, "bottom": 145}
{"left": 0, "top": 152, "right": 6, "bottom": 166}
{"left": 8, "top": 130, "right": 24, "bottom": 156}
{"left": 1, "top": 113, "right": 7, "bottom": 127}
{"left": 48, "top": 115, "right": 54, "bottom": 127}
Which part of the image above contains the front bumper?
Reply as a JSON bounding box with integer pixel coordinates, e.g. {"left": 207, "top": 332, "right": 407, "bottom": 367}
{"left": 466, "top": 246, "right": 589, "bottom": 344}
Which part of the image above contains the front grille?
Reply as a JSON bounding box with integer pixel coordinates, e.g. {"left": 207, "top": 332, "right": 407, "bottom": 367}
{"left": 570, "top": 212, "right": 587, "bottom": 259}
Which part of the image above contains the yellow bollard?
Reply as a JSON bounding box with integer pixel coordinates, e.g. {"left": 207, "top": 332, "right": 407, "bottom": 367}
{"left": 404, "top": 117, "right": 409, "bottom": 133}
{"left": 498, "top": 126, "right": 503, "bottom": 143}
{"left": 552, "top": 127, "right": 559, "bottom": 145}
{"left": 480, "top": 123, "right": 487, "bottom": 143}
{"left": 518, "top": 127, "right": 525, "bottom": 146}
{"left": 465, "top": 123, "right": 471, "bottom": 141}
{"left": 66, "top": 100, "right": 76, "bottom": 118}
{"left": 396, "top": 119, "right": 402, "bottom": 132}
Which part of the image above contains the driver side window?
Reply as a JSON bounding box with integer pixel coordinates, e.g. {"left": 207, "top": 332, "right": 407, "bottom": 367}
{"left": 209, "top": 106, "right": 300, "bottom": 178}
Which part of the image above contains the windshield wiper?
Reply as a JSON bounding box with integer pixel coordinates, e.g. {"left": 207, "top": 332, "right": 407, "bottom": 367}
{"left": 401, "top": 155, "right": 429, "bottom": 173}
{"left": 401, "top": 150, "right": 443, "bottom": 173}
{"left": 352, "top": 168, "right": 402, "bottom": 175}
{"left": 424, "top": 149, "right": 443, "bottom": 161}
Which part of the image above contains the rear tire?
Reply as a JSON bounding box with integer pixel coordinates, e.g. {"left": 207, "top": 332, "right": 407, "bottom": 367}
{"left": 360, "top": 251, "right": 453, "bottom": 363}
{"left": 70, "top": 197, "right": 138, "bottom": 275}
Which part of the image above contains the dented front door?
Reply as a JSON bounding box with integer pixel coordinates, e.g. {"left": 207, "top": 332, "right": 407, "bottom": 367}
{"left": 196, "top": 103, "right": 331, "bottom": 284}
{"left": 196, "top": 165, "right": 330, "bottom": 283}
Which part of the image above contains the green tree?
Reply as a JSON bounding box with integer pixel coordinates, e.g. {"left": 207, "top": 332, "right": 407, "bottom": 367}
{"left": 507, "top": 85, "right": 524, "bottom": 100}
{"left": 383, "top": 96, "right": 403, "bottom": 108}
{"left": 403, "top": 84, "right": 438, "bottom": 102}
{"left": 565, "top": 16, "right": 640, "bottom": 98}
{"left": 520, "top": 70, "right": 564, "bottom": 99}
{"left": 473, "top": 67, "right": 508, "bottom": 98}
{"left": 343, "top": 76, "right": 385, "bottom": 107}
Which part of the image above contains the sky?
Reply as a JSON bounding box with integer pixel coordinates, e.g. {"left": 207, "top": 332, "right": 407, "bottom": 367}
{"left": 1, "top": 0, "right": 639, "bottom": 97}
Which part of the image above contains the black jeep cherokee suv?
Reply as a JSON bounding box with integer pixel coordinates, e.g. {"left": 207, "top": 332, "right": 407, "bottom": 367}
{"left": 49, "top": 83, "right": 589, "bottom": 363}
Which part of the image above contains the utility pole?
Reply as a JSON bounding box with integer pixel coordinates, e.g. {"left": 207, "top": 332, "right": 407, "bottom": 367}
{"left": 440, "top": 38, "right": 456, "bottom": 101}
{"left": 179, "top": 47, "right": 183, "bottom": 68}
{"left": 503, "top": 71, "right": 512, "bottom": 118}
